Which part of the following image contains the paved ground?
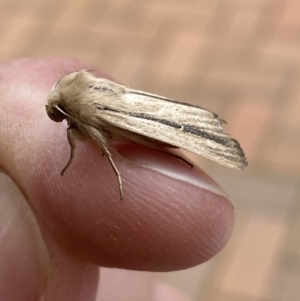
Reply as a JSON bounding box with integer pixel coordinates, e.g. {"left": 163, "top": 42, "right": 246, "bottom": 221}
{"left": 1, "top": 0, "right": 299, "bottom": 300}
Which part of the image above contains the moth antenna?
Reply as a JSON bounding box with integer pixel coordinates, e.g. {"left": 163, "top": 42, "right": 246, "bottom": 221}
{"left": 55, "top": 105, "right": 83, "bottom": 126}
{"left": 52, "top": 75, "right": 65, "bottom": 91}
{"left": 52, "top": 70, "right": 91, "bottom": 91}
{"left": 52, "top": 69, "right": 98, "bottom": 91}
{"left": 55, "top": 105, "right": 71, "bottom": 118}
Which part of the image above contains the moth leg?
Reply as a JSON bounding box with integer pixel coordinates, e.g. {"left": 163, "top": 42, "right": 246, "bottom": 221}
{"left": 106, "top": 152, "right": 123, "bottom": 200}
{"left": 61, "top": 127, "right": 76, "bottom": 176}
{"left": 98, "top": 145, "right": 123, "bottom": 200}
{"left": 159, "top": 150, "right": 193, "bottom": 168}
{"left": 135, "top": 142, "right": 194, "bottom": 168}
{"left": 84, "top": 125, "right": 124, "bottom": 200}
{"left": 139, "top": 140, "right": 193, "bottom": 167}
{"left": 115, "top": 132, "right": 193, "bottom": 168}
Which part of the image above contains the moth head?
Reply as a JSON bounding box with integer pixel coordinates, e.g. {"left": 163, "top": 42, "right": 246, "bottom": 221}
{"left": 46, "top": 91, "right": 67, "bottom": 122}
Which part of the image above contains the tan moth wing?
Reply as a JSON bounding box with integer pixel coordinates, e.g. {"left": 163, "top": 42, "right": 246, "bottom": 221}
{"left": 88, "top": 79, "right": 247, "bottom": 170}
{"left": 46, "top": 71, "right": 247, "bottom": 199}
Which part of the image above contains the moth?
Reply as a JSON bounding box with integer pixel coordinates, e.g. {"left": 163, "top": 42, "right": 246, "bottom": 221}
{"left": 46, "top": 70, "right": 247, "bottom": 199}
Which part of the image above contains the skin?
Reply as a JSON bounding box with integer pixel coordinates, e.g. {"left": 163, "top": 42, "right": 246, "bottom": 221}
{"left": 0, "top": 57, "right": 235, "bottom": 301}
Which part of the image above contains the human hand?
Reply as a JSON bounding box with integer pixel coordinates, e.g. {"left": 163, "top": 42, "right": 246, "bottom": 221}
{"left": 0, "top": 57, "right": 234, "bottom": 300}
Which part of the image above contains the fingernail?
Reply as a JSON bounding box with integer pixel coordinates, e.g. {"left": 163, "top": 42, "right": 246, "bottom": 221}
{"left": 118, "top": 144, "right": 231, "bottom": 202}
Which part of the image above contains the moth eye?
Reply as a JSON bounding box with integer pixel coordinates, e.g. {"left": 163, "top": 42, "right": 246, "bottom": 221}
{"left": 46, "top": 104, "right": 66, "bottom": 123}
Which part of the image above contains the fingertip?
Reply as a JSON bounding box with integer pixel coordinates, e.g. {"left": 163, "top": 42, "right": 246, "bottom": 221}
{"left": 0, "top": 57, "right": 235, "bottom": 273}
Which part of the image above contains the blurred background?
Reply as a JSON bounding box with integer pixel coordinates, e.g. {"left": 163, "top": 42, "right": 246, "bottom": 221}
{"left": 1, "top": 0, "right": 299, "bottom": 300}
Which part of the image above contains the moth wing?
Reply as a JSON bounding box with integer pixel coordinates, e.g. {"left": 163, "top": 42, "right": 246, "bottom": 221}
{"left": 93, "top": 89, "right": 247, "bottom": 169}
